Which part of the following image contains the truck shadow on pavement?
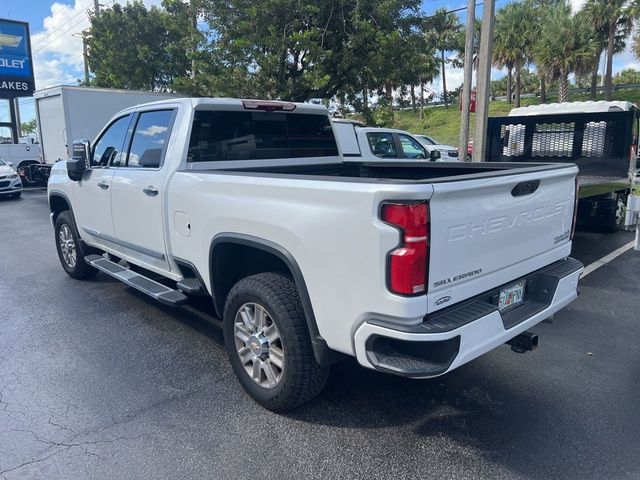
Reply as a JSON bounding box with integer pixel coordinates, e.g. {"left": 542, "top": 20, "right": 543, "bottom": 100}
{"left": 117, "top": 278, "right": 632, "bottom": 480}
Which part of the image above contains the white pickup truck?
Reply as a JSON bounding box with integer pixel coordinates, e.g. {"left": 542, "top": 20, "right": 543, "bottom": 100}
{"left": 332, "top": 119, "right": 443, "bottom": 161}
{"left": 48, "top": 98, "right": 583, "bottom": 412}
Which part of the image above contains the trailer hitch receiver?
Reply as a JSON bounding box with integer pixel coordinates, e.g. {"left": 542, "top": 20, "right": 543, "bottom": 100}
{"left": 507, "top": 331, "right": 538, "bottom": 353}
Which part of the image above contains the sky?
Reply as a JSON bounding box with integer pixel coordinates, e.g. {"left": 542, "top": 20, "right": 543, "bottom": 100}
{"left": 2, "top": 0, "right": 640, "bottom": 123}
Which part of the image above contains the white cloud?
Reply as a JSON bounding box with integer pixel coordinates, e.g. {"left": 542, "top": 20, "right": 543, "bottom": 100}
{"left": 138, "top": 125, "right": 168, "bottom": 137}
{"left": 570, "top": 0, "right": 586, "bottom": 13}
{"left": 30, "top": 0, "right": 94, "bottom": 89}
{"left": 30, "top": 0, "right": 163, "bottom": 90}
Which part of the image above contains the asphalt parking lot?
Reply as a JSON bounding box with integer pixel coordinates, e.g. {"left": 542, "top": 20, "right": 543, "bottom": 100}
{"left": 1, "top": 189, "right": 639, "bottom": 480}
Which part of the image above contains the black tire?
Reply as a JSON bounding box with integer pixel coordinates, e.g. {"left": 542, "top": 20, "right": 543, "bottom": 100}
{"left": 604, "top": 193, "right": 627, "bottom": 233}
{"left": 223, "top": 272, "right": 329, "bottom": 412}
{"left": 54, "top": 210, "right": 99, "bottom": 280}
{"left": 11, "top": 191, "right": 21, "bottom": 199}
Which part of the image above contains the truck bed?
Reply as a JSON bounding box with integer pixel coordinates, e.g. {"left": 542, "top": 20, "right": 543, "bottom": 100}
{"left": 196, "top": 160, "right": 573, "bottom": 184}
{"left": 173, "top": 156, "right": 577, "bottom": 345}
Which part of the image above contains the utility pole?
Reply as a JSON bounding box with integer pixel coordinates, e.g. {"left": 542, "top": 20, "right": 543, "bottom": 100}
{"left": 458, "top": 0, "right": 476, "bottom": 160}
{"left": 472, "top": 0, "right": 495, "bottom": 162}
{"left": 81, "top": 34, "right": 89, "bottom": 84}
{"left": 94, "top": 0, "right": 100, "bottom": 15}
{"left": 73, "top": 30, "right": 91, "bottom": 85}
{"left": 191, "top": 4, "right": 197, "bottom": 80}
{"left": 9, "top": 98, "right": 19, "bottom": 143}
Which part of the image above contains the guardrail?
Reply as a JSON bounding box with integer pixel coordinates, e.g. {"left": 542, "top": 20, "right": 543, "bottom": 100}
{"left": 383, "top": 83, "right": 640, "bottom": 111}
{"left": 494, "top": 83, "right": 640, "bottom": 101}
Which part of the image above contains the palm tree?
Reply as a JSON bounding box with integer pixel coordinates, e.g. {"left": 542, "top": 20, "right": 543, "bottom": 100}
{"left": 583, "top": 0, "right": 632, "bottom": 100}
{"left": 454, "top": 19, "right": 481, "bottom": 70}
{"left": 533, "top": 2, "right": 597, "bottom": 102}
{"left": 492, "top": 27, "right": 515, "bottom": 104}
{"left": 583, "top": 0, "right": 633, "bottom": 100}
{"left": 525, "top": 0, "right": 563, "bottom": 103}
{"left": 428, "top": 8, "right": 462, "bottom": 107}
{"left": 493, "top": 2, "right": 533, "bottom": 107}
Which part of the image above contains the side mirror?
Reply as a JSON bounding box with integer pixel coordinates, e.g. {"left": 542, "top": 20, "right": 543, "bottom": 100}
{"left": 7, "top": 161, "right": 13, "bottom": 167}
{"left": 67, "top": 140, "right": 90, "bottom": 181}
{"left": 430, "top": 150, "right": 441, "bottom": 161}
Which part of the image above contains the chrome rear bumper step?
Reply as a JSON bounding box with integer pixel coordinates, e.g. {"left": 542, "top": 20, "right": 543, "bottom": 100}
{"left": 85, "top": 254, "right": 187, "bottom": 306}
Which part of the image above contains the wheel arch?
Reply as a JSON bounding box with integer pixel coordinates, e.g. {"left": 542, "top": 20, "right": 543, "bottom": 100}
{"left": 49, "top": 190, "right": 73, "bottom": 223}
{"left": 209, "top": 233, "right": 344, "bottom": 365}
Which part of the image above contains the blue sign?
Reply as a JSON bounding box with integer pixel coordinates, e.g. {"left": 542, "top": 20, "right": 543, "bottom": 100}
{"left": 0, "top": 19, "right": 34, "bottom": 98}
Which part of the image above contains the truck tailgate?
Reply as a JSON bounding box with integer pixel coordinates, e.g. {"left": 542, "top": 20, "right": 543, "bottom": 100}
{"left": 427, "top": 165, "right": 577, "bottom": 312}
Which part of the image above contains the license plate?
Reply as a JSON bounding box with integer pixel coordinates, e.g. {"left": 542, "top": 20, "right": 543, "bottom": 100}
{"left": 498, "top": 281, "right": 525, "bottom": 311}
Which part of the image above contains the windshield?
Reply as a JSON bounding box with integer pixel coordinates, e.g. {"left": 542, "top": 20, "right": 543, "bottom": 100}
{"left": 0, "top": 158, "right": 5, "bottom": 166}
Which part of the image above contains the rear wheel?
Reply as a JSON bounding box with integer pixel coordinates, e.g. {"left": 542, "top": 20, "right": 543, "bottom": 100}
{"left": 223, "top": 272, "right": 329, "bottom": 412}
{"left": 614, "top": 194, "right": 626, "bottom": 228}
{"left": 604, "top": 193, "right": 627, "bottom": 233}
{"left": 54, "top": 211, "right": 98, "bottom": 279}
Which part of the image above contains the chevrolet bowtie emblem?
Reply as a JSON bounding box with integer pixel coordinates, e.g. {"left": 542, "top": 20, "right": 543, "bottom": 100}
{"left": 0, "top": 33, "right": 22, "bottom": 48}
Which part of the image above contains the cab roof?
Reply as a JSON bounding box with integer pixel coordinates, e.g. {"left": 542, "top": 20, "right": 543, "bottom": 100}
{"left": 116, "top": 97, "right": 329, "bottom": 116}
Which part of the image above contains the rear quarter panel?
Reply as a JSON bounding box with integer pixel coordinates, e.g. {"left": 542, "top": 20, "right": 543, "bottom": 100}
{"left": 167, "top": 172, "right": 432, "bottom": 356}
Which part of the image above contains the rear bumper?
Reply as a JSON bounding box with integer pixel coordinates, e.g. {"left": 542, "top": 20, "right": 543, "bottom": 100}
{"left": 353, "top": 257, "right": 583, "bottom": 378}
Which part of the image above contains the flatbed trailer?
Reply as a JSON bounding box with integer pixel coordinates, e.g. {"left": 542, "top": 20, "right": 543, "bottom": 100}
{"left": 484, "top": 101, "right": 639, "bottom": 231}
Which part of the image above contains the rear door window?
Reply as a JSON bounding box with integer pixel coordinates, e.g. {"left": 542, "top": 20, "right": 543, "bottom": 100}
{"left": 187, "top": 110, "right": 338, "bottom": 162}
{"left": 125, "top": 110, "right": 174, "bottom": 168}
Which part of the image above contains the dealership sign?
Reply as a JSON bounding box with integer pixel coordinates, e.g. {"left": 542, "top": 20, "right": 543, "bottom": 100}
{"left": 0, "top": 19, "right": 34, "bottom": 98}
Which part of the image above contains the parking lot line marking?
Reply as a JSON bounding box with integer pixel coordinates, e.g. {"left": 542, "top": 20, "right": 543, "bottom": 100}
{"left": 581, "top": 241, "right": 635, "bottom": 278}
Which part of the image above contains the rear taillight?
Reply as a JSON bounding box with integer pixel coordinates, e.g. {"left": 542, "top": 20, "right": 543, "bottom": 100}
{"left": 381, "top": 201, "right": 429, "bottom": 295}
{"left": 571, "top": 177, "right": 579, "bottom": 240}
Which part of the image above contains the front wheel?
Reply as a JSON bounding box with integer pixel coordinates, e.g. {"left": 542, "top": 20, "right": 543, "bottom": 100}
{"left": 223, "top": 272, "right": 329, "bottom": 412}
{"left": 54, "top": 211, "right": 98, "bottom": 279}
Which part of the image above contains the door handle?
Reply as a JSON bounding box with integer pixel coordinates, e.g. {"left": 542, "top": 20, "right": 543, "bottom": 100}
{"left": 97, "top": 181, "right": 109, "bottom": 190}
{"left": 143, "top": 186, "right": 159, "bottom": 197}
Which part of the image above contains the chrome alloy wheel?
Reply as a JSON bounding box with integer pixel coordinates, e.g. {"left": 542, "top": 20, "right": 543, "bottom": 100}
{"left": 58, "top": 224, "right": 77, "bottom": 269}
{"left": 233, "top": 302, "right": 284, "bottom": 389}
{"left": 615, "top": 196, "right": 626, "bottom": 226}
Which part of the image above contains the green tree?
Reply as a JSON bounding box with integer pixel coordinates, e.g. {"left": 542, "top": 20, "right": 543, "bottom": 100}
{"left": 453, "top": 19, "right": 481, "bottom": 70}
{"left": 87, "top": 1, "right": 192, "bottom": 91}
{"left": 490, "top": 67, "right": 540, "bottom": 97}
{"left": 582, "top": 0, "right": 633, "bottom": 100}
{"left": 614, "top": 67, "right": 640, "bottom": 83}
{"left": 426, "top": 8, "right": 461, "bottom": 107}
{"left": 197, "top": 0, "right": 423, "bottom": 102}
{"left": 533, "top": 2, "right": 597, "bottom": 102}
{"left": 20, "top": 118, "right": 36, "bottom": 135}
{"left": 493, "top": 2, "right": 534, "bottom": 107}
{"left": 526, "top": 0, "right": 568, "bottom": 103}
